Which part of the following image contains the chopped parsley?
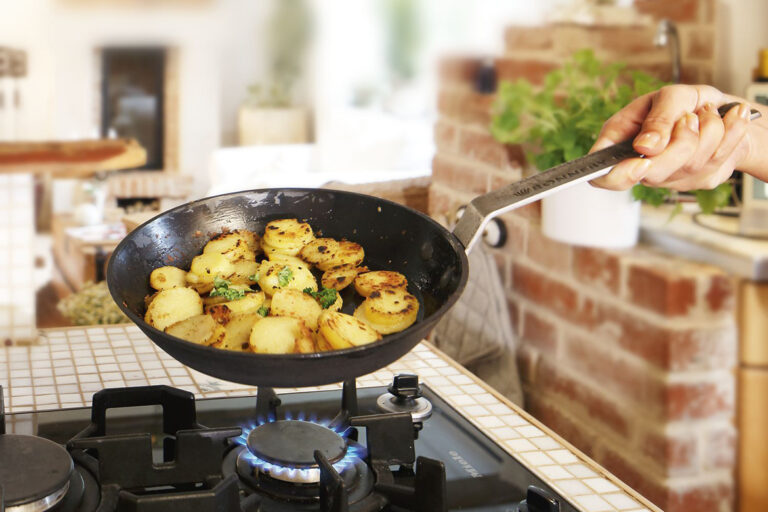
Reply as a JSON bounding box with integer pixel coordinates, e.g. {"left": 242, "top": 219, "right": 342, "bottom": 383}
{"left": 257, "top": 306, "right": 269, "bottom": 317}
{"left": 277, "top": 266, "right": 293, "bottom": 287}
{"left": 248, "top": 272, "right": 259, "bottom": 282}
{"left": 209, "top": 276, "right": 249, "bottom": 301}
{"left": 303, "top": 287, "right": 338, "bottom": 309}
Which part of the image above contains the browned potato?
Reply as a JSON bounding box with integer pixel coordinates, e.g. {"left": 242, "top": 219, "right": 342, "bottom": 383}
{"left": 249, "top": 316, "right": 314, "bottom": 354}
{"left": 354, "top": 288, "right": 418, "bottom": 335}
{"left": 354, "top": 271, "right": 408, "bottom": 297}
{"left": 233, "top": 229, "right": 261, "bottom": 254}
{"left": 203, "top": 232, "right": 256, "bottom": 262}
{"left": 262, "top": 219, "right": 315, "bottom": 256}
{"left": 258, "top": 260, "right": 317, "bottom": 296}
{"left": 164, "top": 314, "right": 217, "bottom": 345}
{"left": 318, "top": 310, "right": 381, "bottom": 350}
{"left": 211, "top": 312, "right": 262, "bottom": 352}
{"left": 145, "top": 287, "right": 203, "bottom": 331}
{"left": 150, "top": 266, "right": 188, "bottom": 291}
{"left": 321, "top": 266, "right": 367, "bottom": 291}
{"left": 317, "top": 241, "right": 364, "bottom": 271}
{"left": 270, "top": 289, "right": 322, "bottom": 330}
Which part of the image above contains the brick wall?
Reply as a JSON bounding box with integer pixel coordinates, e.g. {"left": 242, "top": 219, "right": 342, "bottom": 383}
{"left": 428, "top": 4, "right": 736, "bottom": 512}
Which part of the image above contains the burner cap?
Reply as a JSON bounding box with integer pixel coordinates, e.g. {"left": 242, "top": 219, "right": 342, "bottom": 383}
{"left": 0, "top": 434, "right": 73, "bottom": 511}
{"left": 247, "top": 420, "right": 346, "bottom": 468}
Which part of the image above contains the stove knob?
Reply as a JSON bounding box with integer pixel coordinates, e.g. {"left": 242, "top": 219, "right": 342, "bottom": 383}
{"left": 518, "top": 486, "right": 559, "bottom": 512}
{"left": 388, "top": 374, "right": 422, "bottom": 401}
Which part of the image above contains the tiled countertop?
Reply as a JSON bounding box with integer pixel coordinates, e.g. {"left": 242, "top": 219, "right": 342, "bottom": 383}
{"left": 0, "top": 324, "right": 659, "bottom": 512}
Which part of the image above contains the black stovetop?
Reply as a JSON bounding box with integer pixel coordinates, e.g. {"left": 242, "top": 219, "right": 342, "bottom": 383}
{"left": 0, "top": 376, "right": 576, "bottom": 512}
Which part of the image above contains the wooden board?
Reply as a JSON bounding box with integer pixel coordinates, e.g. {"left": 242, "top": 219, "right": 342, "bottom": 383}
{"left": 0, "top": 138, "right": 146, "bottom": 177}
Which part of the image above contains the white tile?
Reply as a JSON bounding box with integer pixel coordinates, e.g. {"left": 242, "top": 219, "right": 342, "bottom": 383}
{"left": 499, "top": 414, "right": 528, "bottom": 427}
{"left": 519, "top": 451, "right": 554, "bottom": 467}
{"left": 538, "top": 465, "right": 572, "bottom": 480}
{"left": 516, "top": 425, "right": 545, "bottom": 438}
{"left": 504, "top": 438, "right": 537, "bottom": 452}
{"left": 548, "top": 449, "right": 579, "bottom": 465}
{"left": 584, "top": 477, "right": 621, "bottom": 494}
{"left": 35, "top": 394, "right": 59, "bottom": 405}
{"left": 531, "top": 437, "right": 561, "bottom": 450}
{"left": 463, "top": 405, "right": 490, "bottom": 417}
{"left": 476, "top": 416, "right": 504, "bottom": 428}
{"left": 59, "top": 393, "right": 82, "bottom": 403}
{"left": 488, "top": 426, "right": 520, "bottom": 441}
{"left": 604, "top": 493, "right": 643, "bottom": 510}
{"left": 566, "top": 464, "right": 599, "bottom": 479}
{"left": 555, "top": 479, "right": 592, "bottom": 496}
{"left": 574, "top": 494, "right": 613, "bottom": 512}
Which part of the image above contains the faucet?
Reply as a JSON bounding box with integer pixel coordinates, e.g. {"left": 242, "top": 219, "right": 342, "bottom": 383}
{"left": 654, "top": 19, "right": 681, "bottom": 83}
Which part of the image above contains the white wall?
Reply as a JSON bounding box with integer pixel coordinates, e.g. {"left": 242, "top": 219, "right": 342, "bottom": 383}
{"left": 714, "top": 0, "right": 768, "bottom": 96}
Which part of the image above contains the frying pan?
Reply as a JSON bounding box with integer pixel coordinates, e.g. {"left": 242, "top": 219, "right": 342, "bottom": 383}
{"left": 107, "top": 103, "right": 756, "bottom": 388}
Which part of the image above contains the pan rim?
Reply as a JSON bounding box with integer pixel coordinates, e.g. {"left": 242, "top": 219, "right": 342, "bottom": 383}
{"left": 106, "top": 187, "right": 469, "bottom": 361}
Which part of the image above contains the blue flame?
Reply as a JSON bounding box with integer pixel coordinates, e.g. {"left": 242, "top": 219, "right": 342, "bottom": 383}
{"left": 234, "top": 415, "right": 366, "bottom": 482}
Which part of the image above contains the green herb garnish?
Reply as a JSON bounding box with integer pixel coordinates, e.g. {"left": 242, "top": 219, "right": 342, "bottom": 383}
{"left": 248, "top": 273, "right": 259, "bottom": 282}
{"left": 277, "top": 266, "right": 293, "bottom": 287}
{"left": 257, "top": 306, "right": 269, "bottom": 317}
{"left": 210, "top": 276, "right": 249, "bottom": 301}
{"left": 303, "top": 287, "right": 338, "bottom": 309}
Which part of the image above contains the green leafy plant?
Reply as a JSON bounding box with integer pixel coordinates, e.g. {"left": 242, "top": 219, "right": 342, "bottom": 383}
{"left": 303, "top": 287, "right": 339, "bottom": 309}
{"left": 210, "top": 276, "right": 249, "bottom": 301}
{"left": 490, "top": 49, "right": 731, "bottom": 214}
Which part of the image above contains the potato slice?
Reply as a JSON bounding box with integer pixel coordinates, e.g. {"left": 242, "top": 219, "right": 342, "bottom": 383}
{"left": 145, "top": 287, "right": 203, "bottom": 331}
{"left": 164, "top": 314, "right": 216, "bottom": 345}
{"left": 317, "top": 240, "right": 365, "bottom": 271}
{"left": 258, "top": 260, "right": 317, "bottom": 296}
{"left": 299, "top": 238, "right": 340, "bottom": 268}
{"left": 220, "top": 292, "right": 265, "bottom": 315}
{"left": 249, "top": 316, "right": 314, "bottom": 354}
{"left": 189, "top": 253, "right": 236, "bottom": 285}
{"left": 266, "top": 252, "right": 308, "bottom": 268}
{"left": 203, "top": 232, "right": 256, "bottom": 262}
{"left": 321, "top": 266, "right": 366, "bottom": 291}
{"left": 270, "top": 289, "right": 322, "bottom": 330}
{"left": 212, "top": 312, "right": 262, "bottom": 352}
{"left": 262, "top": 219, "right": 315, "bottom": 256}
{"left": 150, "top": 266, "right": 188, "bottom": 291}
{"left": 233, "top": 229, "right": 261, "bottom": 254}
{"left": 354, "top": 271, "right": 407, "bottom": 297}
{"left": 185, "top": 272, "right": 214, "bottom": 294}
{"left": 229, "top": 260, "right": 260, "bottom": 285}
{"left": 354, "top": 288, "right": 419, "bottom": 335}
{"left": 316, "top": 331, "right": 334, "bottom": 352}
{"left": 206, "top": 304, "right": 232, "bottom": 324}
{"left": 318, "top": 310, "right": 381, "bottom": 350}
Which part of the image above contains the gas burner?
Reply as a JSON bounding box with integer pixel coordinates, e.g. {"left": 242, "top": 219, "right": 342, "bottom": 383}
{"left": 234, "top": 418, "right": 365, "bottom": 484}
{"left": 0, "top": 434, "right": 73, "bottom": 511}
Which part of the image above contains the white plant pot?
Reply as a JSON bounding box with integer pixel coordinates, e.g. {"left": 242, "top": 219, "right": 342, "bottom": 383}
{"left": 541, "top": 181, "right": 640, "bottom": 248}
{"left": 238, "top": 107, "right": 309, "bottom": 145}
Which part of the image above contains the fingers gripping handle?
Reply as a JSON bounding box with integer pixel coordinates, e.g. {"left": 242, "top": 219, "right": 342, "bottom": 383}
{"left": 453, "top": 102, "right": 761, "bottom": 253}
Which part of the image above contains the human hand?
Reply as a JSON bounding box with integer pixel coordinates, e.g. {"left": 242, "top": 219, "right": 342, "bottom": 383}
{"left": 590, "top": 84, "right": 755, "bottom": 191}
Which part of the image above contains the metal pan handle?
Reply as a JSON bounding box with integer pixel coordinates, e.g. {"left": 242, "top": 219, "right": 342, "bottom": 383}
{"left": 452, "top": 102, "right": 760, "bottom": 252}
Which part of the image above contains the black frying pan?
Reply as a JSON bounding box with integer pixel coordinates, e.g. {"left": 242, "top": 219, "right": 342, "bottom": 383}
{"left": 107, "top": 102, "right": 755, "bottom": 388}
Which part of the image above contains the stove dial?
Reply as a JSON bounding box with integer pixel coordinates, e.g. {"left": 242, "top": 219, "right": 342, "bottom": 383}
{"left": 517, "top": 486, "right": 560, "bottom": 512}
{"left": 377, "top": 374, "right": 433, "bottom": 422}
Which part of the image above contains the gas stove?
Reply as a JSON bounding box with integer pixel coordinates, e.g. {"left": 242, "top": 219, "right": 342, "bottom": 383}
{"left": 0, "top": 374, "right": 572, "bottom": 512}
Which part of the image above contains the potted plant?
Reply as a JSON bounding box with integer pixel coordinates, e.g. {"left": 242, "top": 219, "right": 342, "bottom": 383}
{"left": 238, "top": 0, "right": 312, "bottom": 145}
{"left": 490, "top": 49, "right": 730, "bottom": 248}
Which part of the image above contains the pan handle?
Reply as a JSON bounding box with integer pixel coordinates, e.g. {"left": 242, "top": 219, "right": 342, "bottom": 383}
{"left": 452, "top": 102, "right": 760, "bottom": 253}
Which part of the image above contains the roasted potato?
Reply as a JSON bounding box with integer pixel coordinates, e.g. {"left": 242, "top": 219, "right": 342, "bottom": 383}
{"left": 299, "top": 238, "right": 340, "bottom": 268}
{"left": 258, "top": 260, "right": 317, "bottom": 296}
{"left": 354, "top": 288, "right": 418, "bottom": 334}
{"left": 354, "top": 271, "right": 407, "bottom": 297}
{"left": 218, "top": 292, "right": 265, "bottom": 315}
{"left": 262, "top": 219, "right": 315, "bottom": 256}
{"left": 249, "top": 316, "right": 314, "bottom": 354}
{"left": 229, "top": 260, "right": 260, "bottom": 285}
{"left": 211, "top": 312, "right": 262, "bottom": 351}
{"left": 270, "top": 289, "right": 323, "bottom": 330}
{"left": 203, "top": 232, "right": 256, "bottom": 262}
{"left": 164, "top": 314, "right": 217, "bottom": 345}
{"left": 185, "top": 272, "right": 214, "bottom": 294}
{"left": 321, "top": 266, "right": 366, "bottom": 291}
{"left": 189, "top": 253, "right": 236, "bottom": 285}
{"left": 150, "top": 266, "right": 188, "bottom": 291}
{"left": 318, "top": 310, "right": 381, "bottom": 350}
{"left": 145, "top": 287, "right": 203, "bottom": 331}
{"left": 266, "top": 252, "right": 307, "bottom": 268}
{"left": 233, "top": 229, "right": 261, "bottom": 254}
{"left": 316, "top": 240, "right": 364, "bottom": 271}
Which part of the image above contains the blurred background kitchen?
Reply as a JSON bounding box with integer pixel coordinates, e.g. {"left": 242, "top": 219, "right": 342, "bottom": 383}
{"left": 2, "top": 0, "right": 768, "bottom": 511}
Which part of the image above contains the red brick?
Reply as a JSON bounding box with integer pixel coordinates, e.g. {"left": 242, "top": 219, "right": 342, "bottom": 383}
{"left": 521, "top": 310, "right": 558, "bottom": 354}
{"left": 431, "top": 155, "right": 488, "bottom": 195}
{"left": 511, "top": 263, "right": 598, "bottom": 327}
{"left": 434, "top": 120, "right": 458, "bottom": 153}
{"left": 437, "top": 88, "right": 494, "bottom": 125}
{"left": 634, "top": 0, "right": 699, "bottom": 22}
{"left": 507, "top": 296, "right": 521, "bottom": 338}
{"left": 593, "top": 444, "right": 668, "bottom": 508}
{"left": 516, "top": 345, "right": 539, "bottom": 384}
{"left": 594, "top": 303, "right": 735, "bottom": 371}
{"left": 524, "top": 392, "right": 599, "bottom": 457}
{"left": 500, "top": 212, "right": 527, "bottom": 253}
{"left": 494, "top": 57, "right": 558, "bottom": 86}
{"left": 489, "top": 169, "right": 522, "bottom": 191}
{"left": 438, "top": 57, "right": 482, "bottom": 85}
{"left": 705, "top": 274, "right": 734, "bottom": 312}
{"left": 666, "top": 380, "right": 733, "bottom": 421}
{"left": 513, "top": 202, "right": 541, "bottom": 221}
{"left": 561, "top": 332, "right": 666, "bottom": 414}
{"left": 667, "top": 483, "right": 733, "bottom": 512}
{"left": 428, "top": 183, "right": 463, "bottom": 217}
{"left": 492, "top": 250, "right": 511, "bottom": 289}
{"left": 699, "top": 0, "right": 715, "bottom": 23}
{"left": 458, "top": 128, "right": 510, "bottom": 169}
{"left": 504, "top": 26, "right": 554, "bottom": 52}
{"left": 526, "top": 226, "right": 572, "bottom": 273}
{"left": 573, "top": 247, "right": 620, "bottom": 295}
{"left": 595, "top": 26, "right": 664, "bottom": 56}
{"left": 704, "top": 425, "right": 736, "bottom": 470}
{"left": 685, "top": 28, "right": 715, "bottom": 60}
{"left": 641, "top": 430, "right": 698, "bottom": 474}
{"left": 627, "top": 264, "right": 697, "bottom": 316}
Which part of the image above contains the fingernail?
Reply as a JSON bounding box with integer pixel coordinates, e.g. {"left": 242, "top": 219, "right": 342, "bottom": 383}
{"left": 590, "top": 138, "right": 613, "bottom": 153}
{"left": 685, "top": 113, "right": 699, "bottom": 133}
{"left": 629, "top": 159, "right": 652, "bottom": 181}
{"left": 738, "top": 103, "right": 751, "bottom": 120}
{"left": 635, "top": 132, "right": 660, "bottom": 150}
